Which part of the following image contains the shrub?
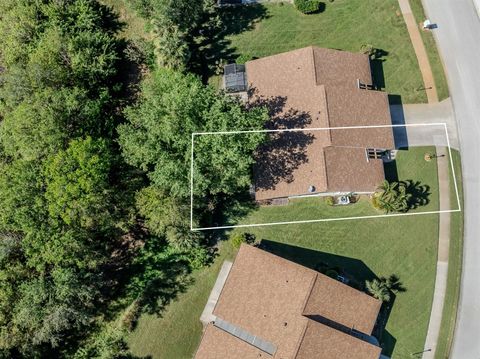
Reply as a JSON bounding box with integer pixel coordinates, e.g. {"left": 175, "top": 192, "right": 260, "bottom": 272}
{"left": 324, "top": 196, "right": 335, "bottom": 206}
{"left": 186, "top": 246, "right": 211, "bottom": 270}
{"left": 231, "top": 232, "right": 255, "bottom": 248}
{"left": 294, "top": 0, "right": 322, "bottom": 14}
{"left": 121, "top": 300, "right": 141, "bottom": 331}
{"left": 371, "top": 193, "right": 383, "bottom": 211}
{"left": 360, "top": 43, "right": 375, "bottom": 57}
{"left": 236, "top": 54, "right": 254, "bottom": 64}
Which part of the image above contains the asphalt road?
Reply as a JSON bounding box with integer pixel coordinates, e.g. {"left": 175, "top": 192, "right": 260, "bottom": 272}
{"left": 422, "top": 0, "right": 480, "bottom": 357}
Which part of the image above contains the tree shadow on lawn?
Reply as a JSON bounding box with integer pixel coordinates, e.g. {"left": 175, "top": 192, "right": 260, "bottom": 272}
{"left": 383, "top": 157, "right": 431, "bottom": 211}
{"left": 189, "top": 4, "right": 269, "bottom": 82}
{"left": 105, "top": 235, "right": 199, "bottom": 333}
{"left": 403, "top": 179, "right": 431, "bottom": 209}
{"left": 259, "top": 240, "right": 404, "bottom": 356}
{"left": 199, "top": 191, "right": 259, "bottom": 230}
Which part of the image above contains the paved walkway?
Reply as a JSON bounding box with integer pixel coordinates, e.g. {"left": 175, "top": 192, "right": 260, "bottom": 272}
{"left": 396, "top": 4, "right": 452, "bottom": 353}
{"left": 398, "top": 0, "right": 438, "bottom": 103}
{"left": 422, "top": 146, "right": 451, "bottom": 359}
{"left": 200, "top": 261, "right": 232, "bottom": 324}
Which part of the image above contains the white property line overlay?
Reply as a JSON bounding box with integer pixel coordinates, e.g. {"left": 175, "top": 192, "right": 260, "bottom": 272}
{"left": 190, "top": 123, "right": 461, "bottom": 231}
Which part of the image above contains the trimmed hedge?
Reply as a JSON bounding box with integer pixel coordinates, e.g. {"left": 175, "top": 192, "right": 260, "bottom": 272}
{"left": 294, "top": 0, "right": 322, "bottom": 14}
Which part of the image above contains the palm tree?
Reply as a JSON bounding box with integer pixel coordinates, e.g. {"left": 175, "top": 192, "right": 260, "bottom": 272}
{"left": 377, "top": 179, "right": 398, "bottom": 195}
{"left": 365, "top": 278, "right": 391, "bottom": 302}
{"left": 373, "top": 180, "right": 411, "bottom": 213}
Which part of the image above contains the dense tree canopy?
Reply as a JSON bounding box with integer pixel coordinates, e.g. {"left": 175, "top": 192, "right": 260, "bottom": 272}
{"left": 126, "top": 0, "right": 218, "bottom": 70}
{"left": 0, "top": 0, "right": 267, "bottom": 357}
{"left": 0, "top": 1, "right": 124, "bottom": 356}
{"left": 44, "top": 137, "right": 113, "bottom": 229}
{"left": 119, "top": 68, "right": 268, "bottom": 198}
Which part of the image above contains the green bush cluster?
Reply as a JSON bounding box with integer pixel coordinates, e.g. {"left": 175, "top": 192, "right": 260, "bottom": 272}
{"left": 294, "top": 0, "right": 322, "bottom": 14}
{"left": 230, "top": 232, "right": 255, "bottom": 248}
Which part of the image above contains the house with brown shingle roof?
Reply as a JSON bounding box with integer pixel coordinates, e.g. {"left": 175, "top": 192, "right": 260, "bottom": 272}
{"left": 242, "top": 46, "right": 394, "bottom": 201}
{"left": 195, "top": 244, "right": 384, "bottom": 359}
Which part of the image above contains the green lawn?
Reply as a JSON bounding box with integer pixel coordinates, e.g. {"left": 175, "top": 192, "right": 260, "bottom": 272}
{"left": 128, "top": 147, "right": 445, "bottom": 358}
{"left": 435, "top": 150, "right": 463, "bottom": 359}
{"left": 100, "top": 0, "right": 150, "bottom": 41}
{"left": 409, "top": 0, "right": 450, "bottom": 101}
{"left": 219, "top": 1, "right": 427, "bottom": 103}
{"left": 127, "top": 244, "right": 237, "bottom": 359}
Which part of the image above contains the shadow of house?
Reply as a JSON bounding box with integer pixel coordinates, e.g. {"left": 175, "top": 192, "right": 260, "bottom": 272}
{"left": 388, "top": 94, "right": 409, "bottom": 149}
{"left": 366, "top": 48, "right": 409, "bottom": 151}
{"left": 383, "top": 159, "right": 399, "bottom": 183}
{"left": 369, "top": 48, "right": 389, "bottom": 91}
{"left": 259, "top": 240, "right": 400, "bottom": 356}
{"left": 260, "top": 240, "right": 377, "bottom": 285}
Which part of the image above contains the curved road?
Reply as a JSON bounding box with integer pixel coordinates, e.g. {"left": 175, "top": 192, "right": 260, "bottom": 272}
{"left": 422, "top": 0, "right": 480, "bottom": 357}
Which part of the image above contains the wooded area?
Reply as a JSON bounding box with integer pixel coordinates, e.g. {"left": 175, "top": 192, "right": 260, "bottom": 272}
{"left": 0, "top": 1, "right": 266, "bottom": 357}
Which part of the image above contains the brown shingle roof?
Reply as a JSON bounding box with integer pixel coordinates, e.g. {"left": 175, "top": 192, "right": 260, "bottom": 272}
{"left": 295, "top": 320, "right": 382, "bottom": 359}
{"left": 303, "top": 270, "right": 383, "bottom": 335}
{"left": 195, "top": 244, "right": 382, "bottom": 359}
{"left": 194, "top": 324, "right": 273, "bottom": 359}
{"left": 325, "top": 85, "right": 394, "bottom": 149}
{"left": 324, "top": 146, "right": 385, "bottom": 193}
{"left": 213, "top": 244, "right": 316, "bottom": 359}
{"left": 254, "top": 130, "right": 328, "bottom": 201}
{"left": 247, "top": 46, "right": 394, "bottom": 200}
{"left": 312, "top": 47, "right": 373, "bottom": 88}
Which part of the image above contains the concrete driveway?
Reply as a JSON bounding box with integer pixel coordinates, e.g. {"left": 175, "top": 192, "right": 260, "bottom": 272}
{"left": 390, "top": 99, "right": 459, "bottom": 149}
{"left": 421, "top": 0, "right": 480, "bottom": 357}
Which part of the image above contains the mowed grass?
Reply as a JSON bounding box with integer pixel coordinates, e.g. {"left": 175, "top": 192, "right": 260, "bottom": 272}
{"left": 128, "top": 147, "right": 441, "bottom": 358}
{"left": 127, "top": 244, "right": 237, "bottom": 359}
{"left": 435, "top": 150, "right": 463, "bottom": 359}
{"left": 221, "top": 1, "right": 427, "bottom": 103}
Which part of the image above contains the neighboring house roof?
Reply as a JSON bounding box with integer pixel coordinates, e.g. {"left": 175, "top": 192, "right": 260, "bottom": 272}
{"left": 302, "top": 266, "right": 382, "bottom": 335}
{"left": 295, "top": 320, "right": 382, "bottom": 359}
{"left": 246, "top": 46, "right": 394, "bottom": 200}
{"left": 195, "top": 324, "right": 273, "bottom": 359}
{"left": 194, "top": 244, "right": 382, "bottom": 359}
